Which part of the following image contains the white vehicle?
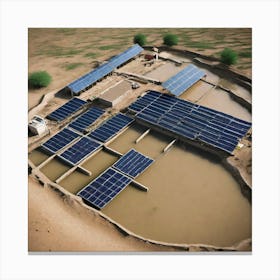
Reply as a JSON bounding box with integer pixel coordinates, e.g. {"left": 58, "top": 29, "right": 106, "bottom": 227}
{"left": 131, "top": 82, "right": 140, "bottom": 89}
{"left": 28, "top": 115, "right": 48, "bottom": 135}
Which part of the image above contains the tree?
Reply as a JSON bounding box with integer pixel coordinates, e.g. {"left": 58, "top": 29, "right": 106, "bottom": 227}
{"left": 133, "top": 34, "right": 147, "bottom": 46}
{"left": 28, "top": 71, "right": 52, "bottom": 88}
{"left": 163, "top": 34, "right": 178, "bottom": 46}
{"left": 220, "top": 48, "right": 238, "bottom": 65}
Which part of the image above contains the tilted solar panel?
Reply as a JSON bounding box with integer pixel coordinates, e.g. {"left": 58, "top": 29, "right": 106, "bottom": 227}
{"left": 58, "top": 137, "right": 102, "bottom": 165}
{"left": 77, "top": 167, "right": 132, "bottom": 209}
{"left": 41, "top": 128, "right": 80, "bottom": 154}
{"left": 47, "top": 98, "right": 87, "bottom": 122}
{"left": 113, "top": 149, "right": 154, "bottom": 178}
{"left": 162, "top": 64, "right": 206, "bottom": 97}
{"left": 88, "top": 113, "right": 134, "bottom": 143}
{"left": 69, "top": 107, "right": 105, "bottom": 132}
{"left": 128, "top": 90, "right": 251, "bottom": 154}
{"left": 67, "top": 44, "right": 143, "bottom": 94}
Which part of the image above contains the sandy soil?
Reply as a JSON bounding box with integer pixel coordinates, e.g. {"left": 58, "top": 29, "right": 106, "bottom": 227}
{"left": 28, "top": 28, "right": 251, "bottom": 109}
{"left": 28, "top": 177, "right": 177, "bottom": 252}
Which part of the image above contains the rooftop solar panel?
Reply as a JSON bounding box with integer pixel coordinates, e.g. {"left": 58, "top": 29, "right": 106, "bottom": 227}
{"left": 113, "top": 149, "right": 154, "bottom": 178}
{"left": 162, "top": 64, "right": 206, "bottom": 97}
{"left": 67, "top": 44, "right": 143, "bottom": 94}
{"left": 47, "top": 98, "right": 87, "bottom": 122}
{"left": 58, "top": 137, "right": 102, "bottom": 165}
{"left": 69, "top": 107, "right": 105, "bottom": 132}
{"left": 129, "top": 91, "right": 251, "bottom": 154}
{"left": 88, "top": 113, "right": 133, "bottom": 143}
{"left": 41, "top": 128, "right": 80, "bottom": 154}
{"left": 77, "top": 167, "right": 132, "bottom": 209}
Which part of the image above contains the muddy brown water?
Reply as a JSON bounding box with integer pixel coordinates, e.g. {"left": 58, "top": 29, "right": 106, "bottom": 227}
{"left": 104, "top": 125, "right": 251, "bottom": 247}
{"left": 181, "top": 84, "right": 251, "bottom": 122}
{"left": 28, "top": 148, "right": 49, "bottom": 166}
{"left": 29, "top": 125, "right": 251, "bottom": 247}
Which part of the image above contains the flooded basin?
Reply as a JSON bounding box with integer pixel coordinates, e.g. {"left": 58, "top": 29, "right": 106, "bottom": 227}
{"left": 39, "top": 158, "right": 70, "bottom": 182}
{"left": 108, "top": 123, "right": 172, "bottom": 159}
{"left": 59, "top": 150, "right": 118, "bottom": 194}
{"left": 102, "top": 144, "right": 251, "bottom": 247}
{"left": 181, "top": 86, "right": 251, "bottom": 122}
{"left": 29, "top": 148, "right": 49, "bottom": 166}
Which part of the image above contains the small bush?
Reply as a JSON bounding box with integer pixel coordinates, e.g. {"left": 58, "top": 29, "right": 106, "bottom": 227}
{"left": 163, "top": 34, "right": 178, "bottom": 46}
{"left": 220, "top": 48, "right": 238, "bottom": 65}
{"left": 133, "top": 33, "right": 147, "bottom": 46}
{"left": 28, "top": 71, "right": 52, "bottom": 88}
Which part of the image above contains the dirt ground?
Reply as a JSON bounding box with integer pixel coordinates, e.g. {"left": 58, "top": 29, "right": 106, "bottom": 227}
{"left": 28, "top": 28, "right": 251, "bottom": 109}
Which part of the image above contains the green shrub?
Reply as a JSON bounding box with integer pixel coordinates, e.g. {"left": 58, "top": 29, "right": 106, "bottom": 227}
{"left": 163, "top": 34, "right": 178, "bottom": 46}
{"left": 220, "top": 48, "right": 238, "bottom": 65}
{"left": 133, "top": 33, "right": 147, "bottom": 46}
{"left": 28, "top": 71, "right": 52, "bottom": 88}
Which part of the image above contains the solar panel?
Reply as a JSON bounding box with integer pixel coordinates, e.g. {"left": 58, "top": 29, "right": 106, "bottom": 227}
{"left": 47, "top": 98, "right": 87, "bottom": 122}
{"left": 41, "top": 128, "right": 80, "bottom": 154}
{"left": 58, "top": 137, "right": 102, "bottom": 165}
{"left": 162, "top": 64, "right": 206, "bottom": 96}
{"left": 69, "top": 107, "right": 105, "bottom": 132}
{"left": 77, "top": 167, "right": 132, "bottom": 209}
{"left": 113, "top": 149, "right": 154, "bottom": 178}
{"left": 88, "top": 113, "right": 133, "bottom": 143}
{"left": 67, "top": 44, "right": 143, "bottom": 94}
{"left": 129, "top": 91, "right": 251, "bottom": 153}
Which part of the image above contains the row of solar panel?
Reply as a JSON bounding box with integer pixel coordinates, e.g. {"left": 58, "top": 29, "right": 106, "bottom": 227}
{"left": 77, "top": 149, "right": 154, "bottom": 209}
{"left": 41, "top": 128, "right": 80, "bottom": 154}
{"left": 162, "top": 64, "right": 206, "bottom": 97}
{"left": 58, "top": 137, "right": 102, "bottom": 165}
{"left": 69, "top": 107, "right": 105, "bottom": 132}
{"left": 88, "top": 113, "right": 133, "bottom": 143}
{"left": 129, "top": 91, "right": 251, "bottom": 153}
{"left": 77, "top": 167, "right": 132, "bottom": 209}
{"left": 67, "top": 44, "right": 143, "bottom": 94}
{"left": 47, "top": 98, "right": 86, "bottom": 122}
{"left": 113, "top": 149, "right": 154, "bottom": 178}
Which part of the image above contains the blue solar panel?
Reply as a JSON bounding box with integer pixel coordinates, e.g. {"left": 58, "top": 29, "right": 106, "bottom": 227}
{"left": 88, "top": 113, "right": 133, "bottom": 143}
{"left": 129, "top": 91, "right": 251, "bottom": 154}
{"left": 113, "top": 149, "right": 154, "bottom": 178}
{"left": 58, "top": 137, "right": 102, "bottom": 165}
{"left": 77, "top": 167, "right": 132, "bottom": 209}
{"left": 47, "top": 98, "right": 87, "bottom": 122}
{"left": 41, "top": 128, "right": 79, "bottom": 154}
{"left": 162, "top": 64, "right": 206, "bottom": 97}
{"left": 67, "top": 44, "right": 143, "bottom": 94}
{"left": 69, "top": 107, "right": 105, "bottom": 132}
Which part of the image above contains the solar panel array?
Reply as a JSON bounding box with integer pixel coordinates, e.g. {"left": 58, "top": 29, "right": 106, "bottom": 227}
{"left": 47, "top": 98, "right": 86, "bottom": 122}
{"left": 67, "top": 44, "right": 143, "bottom": 94}
{"left": 113, "top": 149, "right": 154, "bottom": 178}
{"left": 78, "top": 167, "right": 132, "bottom": 209}
{"left": 128, "top": 91, "right": 251, "bottom": 153}
{"left": 162, "top": 64, "right": 206, "bottom": 96}
{"left": 88, "top": 113, "right": 134, "bottom": 143}
{"left": 69, "top": 107, "right": 105, "bottom": 132}
{"left": 41, "top": 128, "right": 79, "bottom": 154}
{"left": 58, "top": 137, "right": 102, "bottom": 165}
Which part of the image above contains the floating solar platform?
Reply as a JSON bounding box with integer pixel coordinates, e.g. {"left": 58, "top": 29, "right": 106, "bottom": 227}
{"left": 58, "top": 137, "right": 102, "bottom": 166}
{"left": 67, "top": 44, "right": 143, "bottom": 94}
{"left": 41, "top": 128, "right": 80, "bottom": 154}
{"left": 47, "top": 98, "right": 87, "bottom": 122}
{"left": 77, "top": 167, "right": 132, "bottom": 209}
{"left": 128, "top": 91, "right": 251, "bottom": 154}
{"left": 88, "top": 113, "right": 134, "bottom": 143}
{"left": 113, "top": 149, "right": 154, "bottom": 178}
{"left": 69, "top": 107, "right": 105, "bottom": 132}
{"left": 162, "top": 64, "right": 206, "bottom": 97}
